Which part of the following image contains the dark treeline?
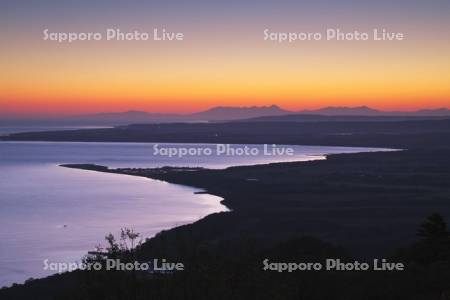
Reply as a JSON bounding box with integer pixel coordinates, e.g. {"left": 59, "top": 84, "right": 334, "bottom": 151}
{"left": 2, "top": 214, "right": 450, "bottom": 300}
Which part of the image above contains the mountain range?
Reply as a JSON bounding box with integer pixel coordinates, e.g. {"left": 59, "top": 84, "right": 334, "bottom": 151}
{"left": 2, "top": 105, "right": 449, "bottom": 126}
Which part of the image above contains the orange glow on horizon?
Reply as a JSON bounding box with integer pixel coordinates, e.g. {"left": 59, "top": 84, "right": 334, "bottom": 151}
{"left": 1, "top": 19, "right": 449, "bottom": 116}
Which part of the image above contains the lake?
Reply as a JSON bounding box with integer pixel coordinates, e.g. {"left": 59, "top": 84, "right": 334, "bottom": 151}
{"left": 0, "top": 140, "right": 392, "bottom": 287}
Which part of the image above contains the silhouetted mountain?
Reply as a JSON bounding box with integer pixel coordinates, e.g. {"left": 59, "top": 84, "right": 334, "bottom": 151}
{"left": 1, "top": 106, "right": 449, "bottom": 127}
{"left": 299, "top": 106, "right": 380, "bottom": 116}
{"left": 72, "top": 110, "right": 184, "bottom": 124}
{"left": 297, "top": 106, "right": 450, "bottom": 116}
{"left": 189, "top": 105, "right": 291, "bottom": 120}
{"left": 68, "top": 105, "right": 291, "bottom": 124}
{"left": 414, "top": 108, "right": 450, "bottom": 116}
{"left": 235, "top": 114, "right": 450, "bottom": 123}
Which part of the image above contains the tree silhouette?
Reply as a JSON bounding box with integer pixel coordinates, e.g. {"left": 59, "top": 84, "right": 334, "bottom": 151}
{"left": 417, "top": 213, "right": 449, "bottom": 240}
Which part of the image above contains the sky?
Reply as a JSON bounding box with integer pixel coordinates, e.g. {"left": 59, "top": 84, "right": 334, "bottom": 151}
{"left": 1, "top": 0, "right": 449, "bottom": 116}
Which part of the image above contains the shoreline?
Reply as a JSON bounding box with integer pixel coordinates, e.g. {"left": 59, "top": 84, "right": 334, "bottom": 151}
{"left": 2, "top": 119, "right": 450, "bottom": 297}
{"left": 2, "top": 147, "right": 450, "bottom": 298}
{"left": 59, "top": 143, "right": 399, "bottom": 215}
{"left": 60, "top": 146, "right": 450, "bottom": 258}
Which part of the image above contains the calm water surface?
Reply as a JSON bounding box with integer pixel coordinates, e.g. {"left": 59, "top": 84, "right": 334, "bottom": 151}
{"left": 0, "top": 140, "right": 392, "bottom": 287}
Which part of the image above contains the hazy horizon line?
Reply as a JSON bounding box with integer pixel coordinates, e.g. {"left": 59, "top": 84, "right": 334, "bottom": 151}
{"left": 2, "top": 104, "right": 450, "bottom": 119}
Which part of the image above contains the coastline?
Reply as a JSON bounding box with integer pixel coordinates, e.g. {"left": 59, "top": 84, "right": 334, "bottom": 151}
{"left": 60, "top": 146, "right": 450, "bottom": 257}
{"left": 2, "top": 145, "right": 450, "bottom": 298}
{"left": 2, "top": 119, "right": 450, "bottom": 298}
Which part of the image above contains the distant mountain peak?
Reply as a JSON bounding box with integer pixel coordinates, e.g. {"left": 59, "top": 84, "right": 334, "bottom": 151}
{"left": 124, "top": 110, "right": 148, "bottom": 114}
{"left": 205, "top": 104, "right": 284, "bottom": 111}
{"left": 299, "top": 106, "right": 381, "bottom": 116}
{"left": 190, "top": 105, "right": 291, "bottom": 120}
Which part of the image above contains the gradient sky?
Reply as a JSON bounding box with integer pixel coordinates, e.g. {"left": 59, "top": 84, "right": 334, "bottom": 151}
{"left": 1, "top": 0, "right": 449, "bottom": 116}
